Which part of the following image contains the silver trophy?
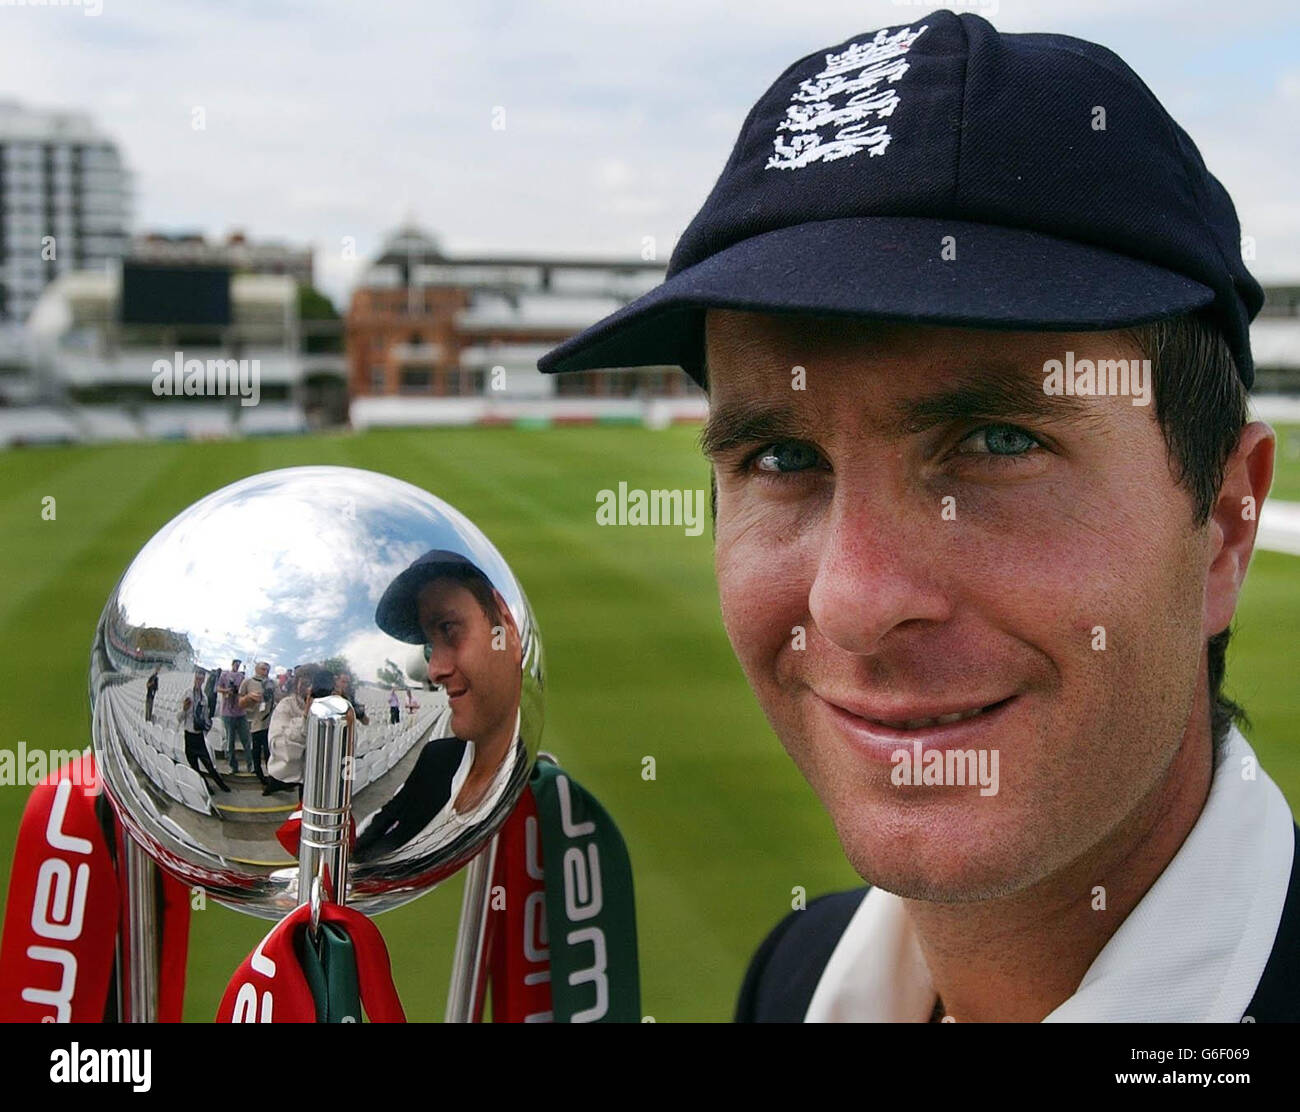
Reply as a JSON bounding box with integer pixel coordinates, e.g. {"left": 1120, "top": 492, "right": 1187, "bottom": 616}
{"left": 89, "top": 465, "right": 544, "bottom": 1020}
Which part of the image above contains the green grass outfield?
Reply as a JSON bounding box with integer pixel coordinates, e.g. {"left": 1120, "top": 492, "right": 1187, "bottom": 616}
{"left": 0, "top": 423, "right": 1297, "bottom": 1022}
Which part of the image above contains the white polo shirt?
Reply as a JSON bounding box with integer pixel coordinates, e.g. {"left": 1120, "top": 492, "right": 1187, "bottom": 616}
{"left": 804, "top": 726, "right": 1295, "bottom": 1022}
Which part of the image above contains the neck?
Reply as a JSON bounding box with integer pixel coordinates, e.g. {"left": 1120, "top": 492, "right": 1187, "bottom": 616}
{"left": 906, "top": 712, "right": 1215, "bottom": 1023}
{"left": 455, "top": 720, "right": 515, "bottom": 809}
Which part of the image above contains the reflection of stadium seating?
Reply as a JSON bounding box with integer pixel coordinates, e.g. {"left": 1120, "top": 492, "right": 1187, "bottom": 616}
{"left": 109, "top": 674, "right": 458, "bottom": 812}
{"left": 345, "top": 691, "right": 448, "bottom": 790}
{"left": 175, "top": 765, "right": 211, "bottom": 811}
{"left": 106, "top": 675, "right": 218, "bottom": 816}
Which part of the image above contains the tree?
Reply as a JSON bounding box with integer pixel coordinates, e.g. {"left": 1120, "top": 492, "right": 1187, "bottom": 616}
{"left": 376, "top": 659, "right": 407, "bottom": 689}
{"left": 298, "top": 284, "right": 343, "bottom": 353}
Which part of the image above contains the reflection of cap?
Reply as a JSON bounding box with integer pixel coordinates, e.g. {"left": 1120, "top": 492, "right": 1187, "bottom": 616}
{"left": 376, "top": 549, "right": 481, "bottom": 645}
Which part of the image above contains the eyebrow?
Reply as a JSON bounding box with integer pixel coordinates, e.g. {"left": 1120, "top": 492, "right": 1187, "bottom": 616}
{"left": 419, "top": 601, "right": 467, "bottom": 631}
{"left": 700, "top": 362, "right": 1098, "bottom": 458}
{"left": 891, "top": 363, "right": 1096, "bottom": 435}
{"left": 700, "top": 401, "right": 814, "bottom": 459}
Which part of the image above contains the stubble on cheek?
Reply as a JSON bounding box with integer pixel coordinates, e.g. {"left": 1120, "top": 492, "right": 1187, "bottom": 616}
{"left": 715, "top": 502, "right": 812, "bottom": 742}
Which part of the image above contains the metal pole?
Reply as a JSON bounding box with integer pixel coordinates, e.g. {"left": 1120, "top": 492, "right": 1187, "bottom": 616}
{"left": 299, "top": 694, "right": 355, "bottom": 913}
{"left": 445, "top": 833, "right": 499, "bottom": 1022}
{"left": 123, "top": 835, "right": 159, "bottom": 1022}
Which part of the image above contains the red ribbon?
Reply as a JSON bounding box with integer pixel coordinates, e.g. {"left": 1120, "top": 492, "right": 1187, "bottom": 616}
{"left": 217, "top": 902, "right": 405, "bottom": 1023}
{"left": 0, "top": 753, "right": 119, "bottom": 1022}
{"left": 486, "top": 785, "right": 554, "bottom": 1022}
{"left": 0, "top": 752, "right": 193, "bottom": 1023}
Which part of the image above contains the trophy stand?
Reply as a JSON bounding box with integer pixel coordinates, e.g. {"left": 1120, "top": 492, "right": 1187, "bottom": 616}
{"left": 300, "top": 695, "right": 355, "bottom": 920}
{"left": 116, "top": 695, "right": 502, "bottom": 1023}
{"left": 445, "top": 834, "right": 499, "bottom": 1022}
{"left": 121, "top": 836, "right": 161, "bottom": 1022}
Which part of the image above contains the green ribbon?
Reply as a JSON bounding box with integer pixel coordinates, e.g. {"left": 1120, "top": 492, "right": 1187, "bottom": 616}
{"left": 297, "top": 921, "right": 362, "bottom": 1023}
{"left": 531, "top": 761, "right": 641, "bottom": 1022}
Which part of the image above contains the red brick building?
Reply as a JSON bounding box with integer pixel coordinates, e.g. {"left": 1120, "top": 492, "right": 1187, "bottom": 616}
{"left": 346, "top": 225, "right": 697, "bottom": 400}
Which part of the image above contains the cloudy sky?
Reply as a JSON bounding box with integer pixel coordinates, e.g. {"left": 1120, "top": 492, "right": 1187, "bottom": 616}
{"left": 3, "top": 0, "right": 1297, "bottom": 308}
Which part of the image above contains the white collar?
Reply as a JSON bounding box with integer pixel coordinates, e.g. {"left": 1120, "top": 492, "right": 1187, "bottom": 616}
{"left": 805, "top": 726, "right": 1294, "bottom": 1022}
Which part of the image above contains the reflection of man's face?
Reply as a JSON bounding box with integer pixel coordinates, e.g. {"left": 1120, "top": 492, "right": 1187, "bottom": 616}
{"left": 256, "top": 663, "right": 269, "bottom": 679}
{"left": 335, "top": 673, "right": 350, "bottom": 695}
{"left": 704, "top": 309, "right": 1234, "bottom": 904}
{"left": 418, "top": 578, "right": 522, "bottom": 744}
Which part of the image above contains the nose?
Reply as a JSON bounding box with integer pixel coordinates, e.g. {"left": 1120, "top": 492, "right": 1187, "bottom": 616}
{"left": 427, "top": 643, "right": 456, "bottom": 687}
{"left": 807, "top": 484, "right": 952, "bottom": 655}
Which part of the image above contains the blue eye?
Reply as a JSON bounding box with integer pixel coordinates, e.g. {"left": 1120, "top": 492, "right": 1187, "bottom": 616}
{"left": 960, "top": 425, "right": 1039, "bottom": 456}
{"left": 754, "top": 441, "right": 822, "bottom": 474}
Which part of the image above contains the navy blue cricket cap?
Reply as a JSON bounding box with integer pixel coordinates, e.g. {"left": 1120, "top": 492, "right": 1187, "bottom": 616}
{"left": 376, "top": 549, "right": 486, "bottom": 645}
{"left": 537, "top": 9, "right": 1262, "bottom": 388}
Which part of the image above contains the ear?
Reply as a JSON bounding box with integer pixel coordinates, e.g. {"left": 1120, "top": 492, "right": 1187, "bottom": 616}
{"left": 1203, "top": 421, "right": 1275, "bottom": 638}
{"left": 492, "top": 590, "right": 521, "bottom": 641}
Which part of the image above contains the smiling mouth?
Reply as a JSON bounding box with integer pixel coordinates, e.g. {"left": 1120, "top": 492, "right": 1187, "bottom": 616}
{"left": 445, "top": 685, "right": 469, "bottom": 699}
{"left": 874, "top": 705, "right": 993, "bottom": 730}
{"left": 834, "top": 696, "right": 1016, "bottom": 732}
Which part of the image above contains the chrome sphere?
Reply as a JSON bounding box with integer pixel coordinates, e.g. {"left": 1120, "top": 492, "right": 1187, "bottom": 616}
{"left": 90, "top": 466, "right": 543, "bottom": 918}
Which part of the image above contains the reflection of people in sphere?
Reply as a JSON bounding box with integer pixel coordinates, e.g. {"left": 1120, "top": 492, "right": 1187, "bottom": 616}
{"left": 145, "top": 665, "right": 159, "bottom": 722}
{"left": 263, "top": 663, "right": 334, "bottom": 796}
{"left": 217, "top": 657, "right": 251, "bottom": 774}
{"left": 358, "top": 551, "right": 523, "bottom": 858}
{"left": 388, "top": 686, "right": 401, "bottom": 724}
{"left": 334, "top": 670, "right": 369, "bottom": 726}
{"left": 179, "top": 666, "right": 229, "bottom": 793}
{"left": 240, "top": 660, "right": 275, "bottom": 783}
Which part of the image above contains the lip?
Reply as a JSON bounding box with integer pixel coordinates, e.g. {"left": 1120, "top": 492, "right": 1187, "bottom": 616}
{"left": 445, "top": 685, "right": 469, "bottom": 700}
{"left": 816, "top": 692, "right": 1018, "bottom": 762}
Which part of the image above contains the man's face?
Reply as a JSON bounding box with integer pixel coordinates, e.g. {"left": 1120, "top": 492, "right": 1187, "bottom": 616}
{"left": 705, "top": 310, "right": 1214, "bottom": 902}
{"left": 256, "top": 663, "right": 269, "bottom": 679}
{"left": 418, "top": 578, "right": 522, "bottom": 744}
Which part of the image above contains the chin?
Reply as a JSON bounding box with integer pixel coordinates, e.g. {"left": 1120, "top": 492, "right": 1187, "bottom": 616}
{"left": 827, "top": 792, "right": 1051, "bottom": 903}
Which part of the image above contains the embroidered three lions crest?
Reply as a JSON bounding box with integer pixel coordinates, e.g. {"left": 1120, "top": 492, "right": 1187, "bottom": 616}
{"left": 766, "top": 24, "right": 930, "bottom": 171}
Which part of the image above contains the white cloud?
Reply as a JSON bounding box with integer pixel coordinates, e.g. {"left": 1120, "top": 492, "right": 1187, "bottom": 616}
{"left": 1, "top": 0, "right": 1295, "bottom": 307}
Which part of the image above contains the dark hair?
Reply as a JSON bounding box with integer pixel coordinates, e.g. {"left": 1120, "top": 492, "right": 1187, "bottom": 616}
{"left": 1124, "top": 313, "right": 1250, "bottom": 763}
{"left": 703, "top": 311, "right": 1251, "bottom": 762}
{"left": 295, "top": 663, "right": 335, "bottom": 700}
